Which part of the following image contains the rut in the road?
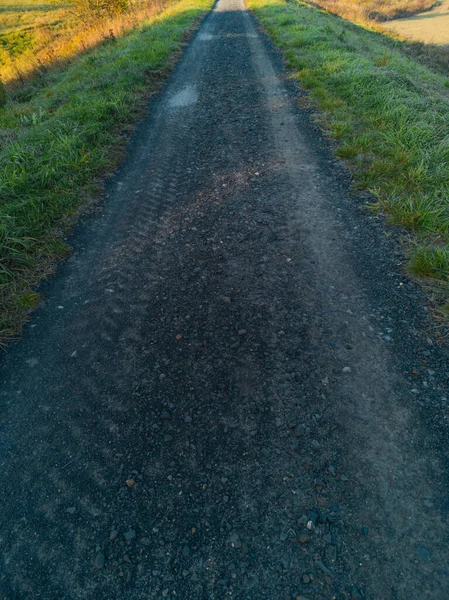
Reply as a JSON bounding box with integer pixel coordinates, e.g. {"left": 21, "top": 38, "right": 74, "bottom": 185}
{"left": 1, "top": 0, "right": 449, "bottom": 598}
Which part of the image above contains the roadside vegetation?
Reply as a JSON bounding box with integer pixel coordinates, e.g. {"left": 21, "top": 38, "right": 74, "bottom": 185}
{"left": 0, "top": 0, "right": 213, "bottom": 340}
{"left": 249, "top": 0, "right": 449, "bottom": 318}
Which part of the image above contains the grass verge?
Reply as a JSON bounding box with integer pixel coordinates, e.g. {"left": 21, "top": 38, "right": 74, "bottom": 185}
{"left": 0, "top": 0, "right": 213, "bottom": 341}
{"left": 248, "top": 0, "right": 449, "bottom": 322}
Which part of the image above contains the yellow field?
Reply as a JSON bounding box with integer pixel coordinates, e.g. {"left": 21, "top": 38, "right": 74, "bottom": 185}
{"left": 0, "top": 1, "right": 75, "bottom": 81}
{"left": 304, "top": 0, "right": 436, "bottom": 24}
{"left": 0, "top": 0, "right": 164, "bottom": 83}
{"left": 382, "top": 0, "right": 449, "bottom": 45}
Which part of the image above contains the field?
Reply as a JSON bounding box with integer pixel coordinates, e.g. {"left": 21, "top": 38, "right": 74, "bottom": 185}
{"left": 382, "top": 0, "right": 449, "bottom": 46}
{"left": 0, "top": 0, "right": 73, "bottom": 82}
{"left": 304, "top": 0, "right": 437, "bottom": 23}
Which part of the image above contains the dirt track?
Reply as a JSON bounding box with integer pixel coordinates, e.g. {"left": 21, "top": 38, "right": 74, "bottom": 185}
{"left": 382, "top": 0, "right": 449, "bottom": 45}
{"left": 1, "top": 0, "right": 449, "bottom": 598}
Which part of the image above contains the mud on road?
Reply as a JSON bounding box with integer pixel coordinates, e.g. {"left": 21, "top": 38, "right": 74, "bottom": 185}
{"left": 1, "top": 0, "right": 449, "bottom": 598}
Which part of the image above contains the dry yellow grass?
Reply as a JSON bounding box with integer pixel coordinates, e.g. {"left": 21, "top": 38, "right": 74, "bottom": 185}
{"left": 0, "top": 0, "right": 167, "bottom": 84}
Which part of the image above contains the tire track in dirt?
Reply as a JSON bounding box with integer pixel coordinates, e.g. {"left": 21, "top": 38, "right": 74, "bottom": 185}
{"left": 1, "top": 0, "right": 449, "bottom": 598}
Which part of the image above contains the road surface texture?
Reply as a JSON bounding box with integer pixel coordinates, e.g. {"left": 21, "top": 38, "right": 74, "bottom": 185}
{"left": 382, "top": 0, "right": 449, "bottom": 44}
{"left": 1, "top": 0, "right": 449, "bottom": 598}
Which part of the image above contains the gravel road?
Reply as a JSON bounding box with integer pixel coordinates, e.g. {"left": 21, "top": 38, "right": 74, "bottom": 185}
{"left": 1, "top": 0, "right": 449, "bottom": 598}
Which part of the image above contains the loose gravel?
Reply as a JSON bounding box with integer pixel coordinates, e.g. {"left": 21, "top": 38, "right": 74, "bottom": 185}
{"left": 1, "top": 0, "right": 449, "bottom": 598}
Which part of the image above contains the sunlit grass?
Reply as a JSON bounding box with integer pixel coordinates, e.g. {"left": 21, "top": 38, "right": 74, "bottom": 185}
{"left": 0, "top": 0, "right": 172, "bottom": 84}
{"left": 249, "top": 0, "right": 449, "bottom": 309}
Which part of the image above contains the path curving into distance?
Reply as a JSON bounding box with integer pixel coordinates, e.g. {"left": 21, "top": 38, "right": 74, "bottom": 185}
{"left": 1, "top": 0, "right": 449, "bottom": 597}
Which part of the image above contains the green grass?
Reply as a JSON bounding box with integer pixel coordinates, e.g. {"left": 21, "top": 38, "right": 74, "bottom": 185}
{"left": 249, "top": 0, "right": 449, "bottom": 307}
{"left": 0, "top": 0, "right": 213, "bottom": 340}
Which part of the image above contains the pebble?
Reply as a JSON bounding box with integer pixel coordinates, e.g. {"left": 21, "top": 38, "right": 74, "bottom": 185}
{"left": 282, "top": 553, "right": 291, "bottom": 569}
{"left": 66, "top": 507, "right": 76, "bottom": 514}
{"left": 110, "top": 530, "right": 119, "bottom": 541}
{"left": 219, "top": 296, "right": 231, "bottom": 305}
{"left": 299, "top": 534, "right": 310, "bottom": 544}
{"left": 182, "top": 545, "right": 191, "bottom": 557}
{"left": 416, "top": 545, "right": 431, "bottom": 562}
{"left": 326, "top": 545, "right": 337, "bottom": 562}
{"left": 362, "top": 527, "right": 369, "bottom": 536}
{"left": 124, "top": 530, "right": 136, "bottom": 541}
{"left": 238, "top": 329, "right": 247, "bottom": 336}
{"left": 302, "top": 574, "right": 311, "bottom": 584}
{"left": 95, "top": 552, "right": 105, "bottom": 568}
{"left": 280, "top": 532, "right": 289, "bottom": 541}
{"left": 307, "top": 510, "right": 318, "bottom": 524}
{"left": 316, "top": 560, "right": 332, "bottom": 577}
{"left": 342, "top": 366, "right": 352, "bottom": 374}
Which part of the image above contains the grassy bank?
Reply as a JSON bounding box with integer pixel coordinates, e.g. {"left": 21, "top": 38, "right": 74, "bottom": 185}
{"left": 0, "top": 0, "right": 213, "bottom": 340}
{"left": 249, "top": 0, "right": 449, "bottom": 315}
